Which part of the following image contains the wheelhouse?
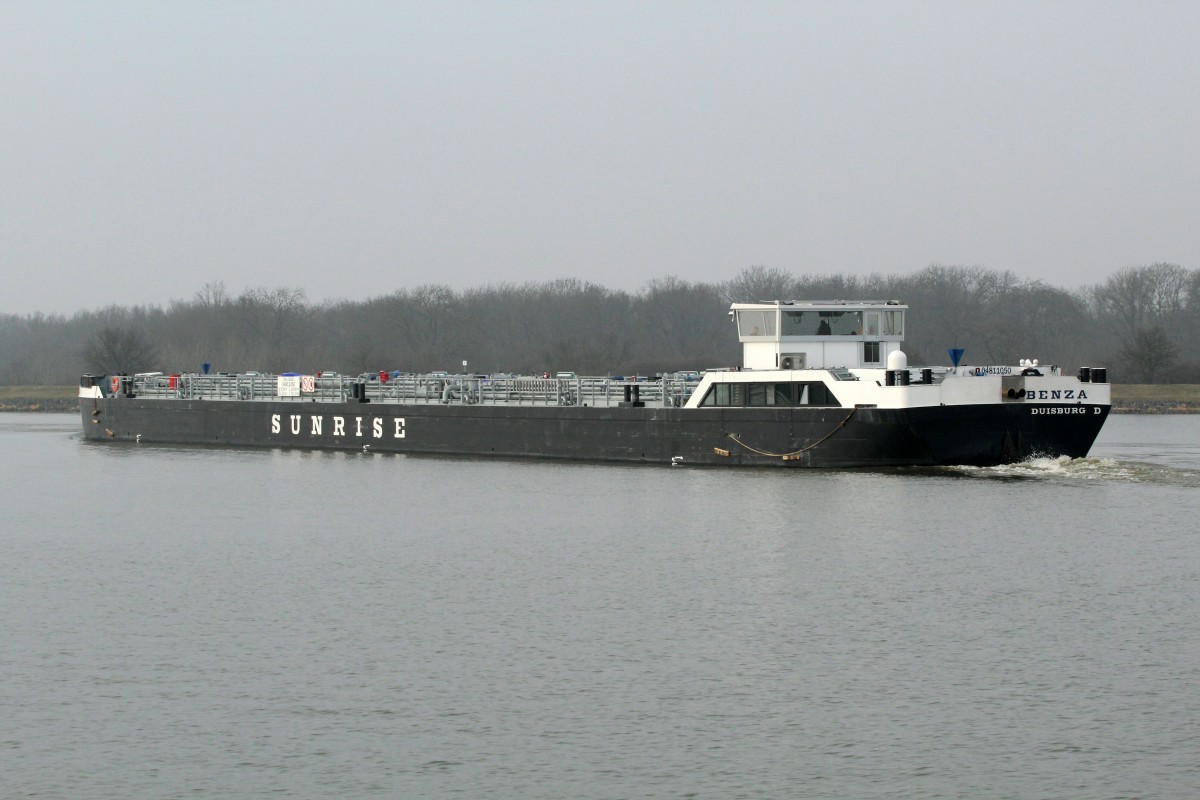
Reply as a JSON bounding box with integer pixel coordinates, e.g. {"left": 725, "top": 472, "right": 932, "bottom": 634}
{"left": 732, "top": 300, "right": 907, "bottom": 370}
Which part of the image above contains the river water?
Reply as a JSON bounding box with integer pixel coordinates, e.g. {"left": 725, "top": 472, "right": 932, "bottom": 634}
{"left": 2, "top": 413, "right": 1198, "bottom": 799}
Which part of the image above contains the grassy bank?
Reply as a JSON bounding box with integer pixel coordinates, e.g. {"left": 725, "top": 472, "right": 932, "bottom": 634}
{"left": 1109, "top": 384, "right": 1200, "bottom": 414}
{"left": 0, "top": 386, "right": 77, "bottom": 412}
{"left": 1110, "top": 384, "right": 1200, "bottom": 402}
{"left": 0, "top": 386, "right": 77, "bottom": 401}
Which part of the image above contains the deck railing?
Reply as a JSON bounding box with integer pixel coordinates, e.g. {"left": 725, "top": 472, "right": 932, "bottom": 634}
{"left": 124, "top": 372, "right": 701, "bottom": 409}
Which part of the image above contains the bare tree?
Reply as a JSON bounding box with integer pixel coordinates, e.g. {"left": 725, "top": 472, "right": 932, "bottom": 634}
{"left": 82, "top": 326, "right": 160, "bottom": 374}
{"left": 722, "top": 265, "right": 797, "bottom": 303}
{"left": 1119, "top": 325, "right": 1178, "bottom": 383}
{"left": 638, "top": 276, "right": 731, "bottom": 369}
{"left": 898, "top": 265, "right": 1019, "bottom": 362}
{"left": 392, "top": 285, "right": 463, "bottom": 367}
{"left": 194, "top": 280, "right": 229, "bottom": 308}
{"left": 234, "top": 287, "right": 309, "bottom": 369}
{"left": 1089, "top": 264, "right": 1190, "bottom": 341}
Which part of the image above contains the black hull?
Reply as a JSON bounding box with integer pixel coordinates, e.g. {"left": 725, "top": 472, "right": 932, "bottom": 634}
{"left": 79, "top": 397, "right": 1110, "bottom": 468}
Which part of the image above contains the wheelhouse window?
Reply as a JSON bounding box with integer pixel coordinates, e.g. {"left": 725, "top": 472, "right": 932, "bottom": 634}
{"left": 883, "top": 310, "right": 903, "bottom": 336}
{"left": 699, "top": 381, "right": 840, "bottom": 407}
{"left": 780, "top": 310, "right": 863, "bottom": 336}
{"left": 737, "top": 309, "right": 776, "bottom": 337}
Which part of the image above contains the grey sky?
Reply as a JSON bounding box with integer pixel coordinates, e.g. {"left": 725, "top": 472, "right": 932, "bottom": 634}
{"left": 3, "top": 0, "right": 1197, "bottom": 314}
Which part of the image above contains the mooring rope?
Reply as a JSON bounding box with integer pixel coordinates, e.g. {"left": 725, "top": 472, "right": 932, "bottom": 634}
{"left": 724, "top": 406, "right": 860, "bottom": 460}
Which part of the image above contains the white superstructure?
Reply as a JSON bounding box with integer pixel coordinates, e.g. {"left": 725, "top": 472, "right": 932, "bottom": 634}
{"left": 682, "top": 300, "right": 1110, "bottom": 411}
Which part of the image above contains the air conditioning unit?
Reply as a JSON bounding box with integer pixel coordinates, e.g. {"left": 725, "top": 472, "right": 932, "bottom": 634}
{"left": 780, "top": 354, "right": 805, "bottom": 370}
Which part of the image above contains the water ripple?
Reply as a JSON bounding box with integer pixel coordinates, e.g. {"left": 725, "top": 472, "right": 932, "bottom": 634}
{"left": 4, "top": 412, "right": 1200, "bottom": 799}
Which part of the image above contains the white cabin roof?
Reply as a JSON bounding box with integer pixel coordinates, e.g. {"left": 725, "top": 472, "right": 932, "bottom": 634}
{"left": 729, "top": 300, "right": 908, "bottom": 311}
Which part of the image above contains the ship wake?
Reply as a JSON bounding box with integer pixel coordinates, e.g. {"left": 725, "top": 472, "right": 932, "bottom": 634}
{"left": 944, "top": 455, "right": 1200, "bottom": 487}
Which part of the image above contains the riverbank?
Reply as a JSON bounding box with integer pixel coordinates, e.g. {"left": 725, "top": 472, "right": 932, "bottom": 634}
{"left": 0, "top": 387, "right": 77, "bottom": 412}
{"left": 4, "top": 384, "right": 1199, "bottom": 413}
{"left": 1108, "top": 383, "right": 1200, "bottom": 413}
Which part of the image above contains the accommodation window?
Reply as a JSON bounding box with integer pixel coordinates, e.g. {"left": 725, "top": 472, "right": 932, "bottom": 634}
{"left": 700, "top": 382, "right": 840, "bottom": 407}
{"left": 864, "top": 341, "right": 881, "bottom": 364}
{"left": 805, "top": 382, "right": 836, "bottom": 405}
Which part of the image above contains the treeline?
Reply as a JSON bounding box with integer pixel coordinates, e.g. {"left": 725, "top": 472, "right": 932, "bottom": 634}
{"left": 2, "top": 264, "right": 1198, "bottom": 385}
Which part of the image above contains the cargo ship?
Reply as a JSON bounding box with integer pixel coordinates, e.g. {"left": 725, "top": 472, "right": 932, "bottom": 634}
{"left": 78, "top": 300, "right": 1111, "bottom": 467}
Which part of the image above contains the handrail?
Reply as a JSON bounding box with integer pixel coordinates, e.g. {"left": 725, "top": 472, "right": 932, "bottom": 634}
{"left": 123, "top": 371, "right": 701, "bottom": 409}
